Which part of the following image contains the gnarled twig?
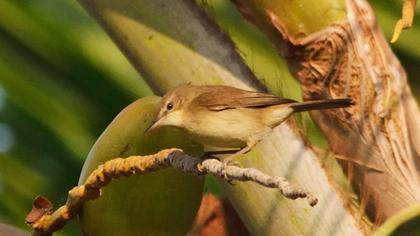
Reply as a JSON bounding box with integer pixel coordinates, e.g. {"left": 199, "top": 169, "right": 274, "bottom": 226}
{"left": 26, "top": 148, "right": 317, "bottom": 236}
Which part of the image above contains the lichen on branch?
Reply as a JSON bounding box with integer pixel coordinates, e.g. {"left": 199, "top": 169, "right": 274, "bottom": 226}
{"left": 26, "top": 148, "right": 317, "bottom": 236}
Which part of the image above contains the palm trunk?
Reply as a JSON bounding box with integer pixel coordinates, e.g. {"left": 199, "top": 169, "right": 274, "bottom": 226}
{"left": 231, "top": 0, "right": 420, "bottom": 224}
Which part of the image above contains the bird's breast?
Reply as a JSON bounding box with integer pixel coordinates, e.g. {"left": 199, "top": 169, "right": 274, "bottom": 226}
{"left": 182, "top": 108, "right": 265, "bottom": 148}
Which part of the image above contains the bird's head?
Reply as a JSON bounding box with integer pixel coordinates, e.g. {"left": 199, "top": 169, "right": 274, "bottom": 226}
{"left": 145, "top": 84, "right": 196, "bottom": 134}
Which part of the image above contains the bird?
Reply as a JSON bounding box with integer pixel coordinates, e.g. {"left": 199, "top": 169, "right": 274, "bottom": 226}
{"left": 146, "top": 84, "right": 354, "bottom": 159}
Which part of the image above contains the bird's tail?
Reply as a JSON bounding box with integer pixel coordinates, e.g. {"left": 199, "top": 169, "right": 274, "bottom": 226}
{"left": 289, "top": 98, "right": 354, "bottom": 112}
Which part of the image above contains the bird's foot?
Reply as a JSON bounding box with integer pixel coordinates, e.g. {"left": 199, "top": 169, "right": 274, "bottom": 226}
{"left": 222, "top": 157, "right": 240, "bottom": 185}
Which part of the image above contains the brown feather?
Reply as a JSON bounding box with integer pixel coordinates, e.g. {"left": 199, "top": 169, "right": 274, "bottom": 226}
{"left": 194, "top": 86, "right": 296, "bottom": 111}
{"left": 289, "top": 98, "right": 354, "bottom": 112}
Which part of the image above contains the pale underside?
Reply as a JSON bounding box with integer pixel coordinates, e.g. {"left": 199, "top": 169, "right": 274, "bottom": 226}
{"left": 181, "top": 104, "right": 294, "bottom": 149}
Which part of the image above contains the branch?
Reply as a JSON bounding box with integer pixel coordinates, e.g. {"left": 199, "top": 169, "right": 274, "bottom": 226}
{"left": 26, "top": 148, "right": 317, "bottom": 236}
{"left": 391, "top": 0, "right": 416, "bottom": 43}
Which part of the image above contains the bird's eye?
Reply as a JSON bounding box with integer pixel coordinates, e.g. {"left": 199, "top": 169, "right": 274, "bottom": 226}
{"left": 166, "top": 102, "right": 173, "bottom": 110}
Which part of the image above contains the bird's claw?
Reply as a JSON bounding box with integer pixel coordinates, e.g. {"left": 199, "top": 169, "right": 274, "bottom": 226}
{"left": 222, "top": 157, "right": 240, "bottom": 185}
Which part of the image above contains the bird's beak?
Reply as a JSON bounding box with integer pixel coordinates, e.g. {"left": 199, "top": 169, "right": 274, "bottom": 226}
{"left": 144, "top": 111, "right": 182, "bottom": 134}
{"left": 144, "top": 119, "right": 161, "bottom": 135}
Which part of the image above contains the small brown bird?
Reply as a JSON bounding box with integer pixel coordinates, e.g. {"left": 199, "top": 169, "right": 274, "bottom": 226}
{"left": 147, "top": 84, "right": 353, "bottom": 158}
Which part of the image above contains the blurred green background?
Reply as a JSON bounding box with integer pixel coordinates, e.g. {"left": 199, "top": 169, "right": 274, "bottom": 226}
{"left": 0, "top": 0, "right": 418, "bottom": 235}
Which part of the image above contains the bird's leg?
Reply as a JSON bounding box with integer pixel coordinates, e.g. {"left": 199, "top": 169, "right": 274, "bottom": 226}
{"left": 224, "top": 144, "right": 254, "bottom": 162}
{"left": 225, "top": 139, "right": 259, "bottom": 163}
{"left": 221, "top": 139, "right": 259, "bottom": 184}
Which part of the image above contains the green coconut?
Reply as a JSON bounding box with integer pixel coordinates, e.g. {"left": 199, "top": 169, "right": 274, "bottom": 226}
{"left": 78, "top": 96, "right": 204, "bottom": 236}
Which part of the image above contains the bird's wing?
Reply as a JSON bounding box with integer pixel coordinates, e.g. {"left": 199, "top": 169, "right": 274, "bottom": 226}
{"left": 194, "top": 86, "right": 296, "bottom": 111}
